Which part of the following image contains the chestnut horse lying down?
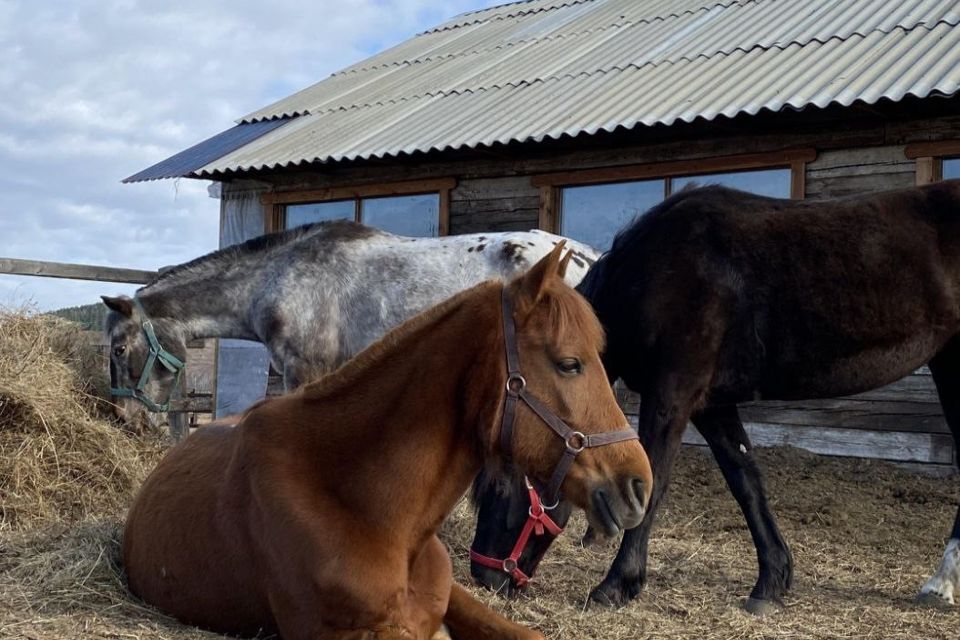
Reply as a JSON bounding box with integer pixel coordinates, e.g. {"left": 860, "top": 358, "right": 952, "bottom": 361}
{"left": 123, "top": 245, "right": 653, "bottom": 640}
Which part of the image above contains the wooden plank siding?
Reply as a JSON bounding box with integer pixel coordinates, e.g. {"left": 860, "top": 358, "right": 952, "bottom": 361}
{"left": 450, "top": 177, "right": 539, "bottom": 234}
{"left": 805, "top": 146, "right": 918, "bottom": 200}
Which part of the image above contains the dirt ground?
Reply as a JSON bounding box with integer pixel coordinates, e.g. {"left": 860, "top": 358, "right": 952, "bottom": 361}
{"left": 2, "top": 444, "right": 958, "bottom": 640}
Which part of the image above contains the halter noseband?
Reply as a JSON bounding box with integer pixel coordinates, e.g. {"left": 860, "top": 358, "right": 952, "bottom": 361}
{"left": 468, "top": 286, "right": 638, "bottom": 586}
{"left": 110, "top": 299, "right": 186, "bottom": 413}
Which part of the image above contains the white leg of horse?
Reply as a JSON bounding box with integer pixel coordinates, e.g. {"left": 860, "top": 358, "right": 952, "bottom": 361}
{"left": 921, "top": 342, "right": 960, "bottom": 606}
{"left": 919, "top": 538, "right": 960, "bottom": 605}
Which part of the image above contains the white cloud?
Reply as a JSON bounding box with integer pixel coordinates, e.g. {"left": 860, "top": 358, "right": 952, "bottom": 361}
{"left": 0, "top": 0, "right": 501, "bottom": 310}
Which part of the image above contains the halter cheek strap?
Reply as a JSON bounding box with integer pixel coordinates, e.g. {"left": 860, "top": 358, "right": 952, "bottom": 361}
{"left": 110, "top": 299, "right": 186, "bottom": 413}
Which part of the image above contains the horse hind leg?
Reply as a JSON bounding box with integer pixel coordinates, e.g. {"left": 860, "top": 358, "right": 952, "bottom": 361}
{"left": 918, "top": 337, "right": 960, "bottom": 606}
{"left": 692, "top": 405, "right": 792, "bottom": 615}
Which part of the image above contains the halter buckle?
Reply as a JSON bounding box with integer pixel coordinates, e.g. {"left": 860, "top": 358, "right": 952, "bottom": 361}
{"left": 566, "top": 431, "right": 587, "bottom": 453}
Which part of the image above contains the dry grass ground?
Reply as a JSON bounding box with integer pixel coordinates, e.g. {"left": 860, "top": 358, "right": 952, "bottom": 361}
{"left": 1, "top": 309, "right": 958, "bottom": 639}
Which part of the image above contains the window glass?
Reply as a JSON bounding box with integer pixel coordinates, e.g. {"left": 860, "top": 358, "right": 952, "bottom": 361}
{"left": 560, "top": 180, "right": 664, "bottom": 251}
{"left": 360, "top": 194, "right": 439, "bottom": 237}
{"left": 285, "top": 200, "right": 354, "bottom": 229}
{"left": 944, "top": 158, "right": 960, "bottom": 180}
{"left": 672, "top": 168, "right": 791, "bottom": 198}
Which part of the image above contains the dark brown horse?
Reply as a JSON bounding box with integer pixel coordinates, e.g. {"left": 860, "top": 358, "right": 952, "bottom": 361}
{"left": 471, "top": 179, "right": 960, "bottom": 614}
{"left": 123, "top": 245, "right": 653, "bottom": 639}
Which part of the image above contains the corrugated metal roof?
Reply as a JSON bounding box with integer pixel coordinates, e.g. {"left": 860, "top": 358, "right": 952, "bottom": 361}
{"left": 123, "top": 117, "right": 293, "bottom": 182}
{"left": 129, "top": 0, "right": 960, "bottom": 181}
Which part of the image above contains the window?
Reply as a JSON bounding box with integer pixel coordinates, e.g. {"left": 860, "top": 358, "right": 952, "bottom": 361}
{"left": 358, "top": 194, "right": 440, "bottom": 236}
{"left": 543, "top": 160, "right": 799, "bottom": 250}
{"left": 286, "top": 200, "right": 355, "bottom": 228}
{"left": 285, "top": 194, "right": 440, "bottom": 236}
{"left": 906, "top": 141, "right": 960, "bottom": 185}
{"left": 671, "top": 168, "right": 791, "bottom": 199}
{"left": 560, "top": 180, "right": 663, "bottom": 252}
{"left": 261, "top": 178, "right": 455, "bottom": 237}
{"left": 945, "top": 158, "right": 960, "bottom": 180}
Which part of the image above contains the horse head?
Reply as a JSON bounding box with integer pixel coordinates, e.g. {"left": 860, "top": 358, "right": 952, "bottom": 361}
{"left": 101, "top": 295, "right": 187, "bottom": 426}
{"left": 472, "top": 244, "right": 652, "bottom": 591}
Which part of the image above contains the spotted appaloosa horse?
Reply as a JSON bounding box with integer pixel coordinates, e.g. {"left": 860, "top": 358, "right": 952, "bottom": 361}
{"left": 471, "top": 180, "right": 960, "bottom": 614}
{"left": 123, "top": 246, "right": 652, "bottom": 640}
{"left": 102, "top": 221, "right": 598, "bottom": 422}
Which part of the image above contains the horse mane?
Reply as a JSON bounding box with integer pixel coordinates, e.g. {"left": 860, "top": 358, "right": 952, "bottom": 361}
{"left": 141, "top": 220, "right": 377, "bottom": 290}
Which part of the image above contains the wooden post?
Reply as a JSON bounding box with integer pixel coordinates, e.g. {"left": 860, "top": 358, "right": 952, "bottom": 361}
{"left": 915, "top": 157, "right": 941, "bottom": 185}
{"left": 538, "top": 185, "right": 558, "bottom": 233}
{"left": 168, "top": 375, "right": 190, "bottom": 441}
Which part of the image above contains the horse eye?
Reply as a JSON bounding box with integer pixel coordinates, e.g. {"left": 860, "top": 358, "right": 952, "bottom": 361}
{"left": 114, "top": 345, "right": 126, "bottom": 357}
{"left": 556, "top": 358, "right": 582, "bottom": 375}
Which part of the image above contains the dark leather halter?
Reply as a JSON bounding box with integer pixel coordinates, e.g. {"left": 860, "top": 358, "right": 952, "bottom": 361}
{"left": 469, "top": 286, "right": 638, "bottom": 586}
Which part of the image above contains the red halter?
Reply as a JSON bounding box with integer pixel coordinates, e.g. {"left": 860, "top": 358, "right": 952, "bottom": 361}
{"left": 468, "top": 477, "right": 564, "bottom": 587}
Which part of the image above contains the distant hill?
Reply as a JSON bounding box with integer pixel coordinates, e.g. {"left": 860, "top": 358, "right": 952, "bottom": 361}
{"left": 48, "top": 302, "right": 108, "bottom": 331}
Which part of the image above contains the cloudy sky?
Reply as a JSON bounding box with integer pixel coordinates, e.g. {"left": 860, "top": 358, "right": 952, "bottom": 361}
{"left": 0, "top": 0, "right": 501, "bottom": 311}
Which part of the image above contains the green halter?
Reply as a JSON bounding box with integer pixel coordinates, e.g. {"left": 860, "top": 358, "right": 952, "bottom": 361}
{"left": 110, "top": 299, "right": 186, "bottom": 413}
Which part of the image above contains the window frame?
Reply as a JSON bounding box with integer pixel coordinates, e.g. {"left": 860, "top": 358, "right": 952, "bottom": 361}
{"left": 259, "top": 178, "right": 457, "bottom": 235}
{"left": 905, "top": 140, "right": 960, "bottom": 185}
{"left": 530, "top": 149, "right": 816, "bottom": 233}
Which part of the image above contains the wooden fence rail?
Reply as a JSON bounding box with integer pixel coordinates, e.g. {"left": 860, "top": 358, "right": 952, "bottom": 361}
{"left": 1, "top": 256, "right": 205, "bottom": 440}
{"left": 0, "top": 257, "right": 157, "bottom": 284}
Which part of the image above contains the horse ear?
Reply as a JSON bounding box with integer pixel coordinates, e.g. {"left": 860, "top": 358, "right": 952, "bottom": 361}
{"left": 519, "top": 241, "right": 566, "bottom": 305}
{"left": 101, "top": 295, "right": 134, "bottom": 317}
{"left": 557, "top": 249, "right": 574, "bottom": 281}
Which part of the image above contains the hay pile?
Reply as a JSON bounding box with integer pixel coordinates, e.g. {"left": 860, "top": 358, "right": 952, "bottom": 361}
{"left": 0, "top": 306, "right": 957, "bottom": 639}
{"left": 0, "top": 308, "right": 174, "bottom": 639}
{"left": 0, "top": 308, "right": 165, "bottom": 530}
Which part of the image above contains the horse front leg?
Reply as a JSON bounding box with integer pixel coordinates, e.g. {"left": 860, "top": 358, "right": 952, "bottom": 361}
{"left": 692, "top": 405, "right": 792, "bottom": 615}
{"left": 918, "top": 338, "right": 960, "bottom": 606}
{"left": 589, "top": 372, "right": 700, "bottom": 607}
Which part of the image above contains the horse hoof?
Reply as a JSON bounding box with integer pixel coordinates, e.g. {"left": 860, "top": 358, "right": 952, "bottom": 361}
{"left": 916, "top": 591, "right": 955, "bottom": 609}
{"left": 588, "top": 577, "right": 642, "bottom": 608}
{"left": 744, "top": 597, "right": 782, "bottom": 616}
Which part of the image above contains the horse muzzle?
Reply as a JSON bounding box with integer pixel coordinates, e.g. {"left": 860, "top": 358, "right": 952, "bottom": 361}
{"left": 588, "top": 477, "right": 647, "bottom": 537}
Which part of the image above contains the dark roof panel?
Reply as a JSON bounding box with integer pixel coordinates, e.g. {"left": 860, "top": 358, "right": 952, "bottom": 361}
{"left": 122, "top": 117, "right": 293, "bottom": 183}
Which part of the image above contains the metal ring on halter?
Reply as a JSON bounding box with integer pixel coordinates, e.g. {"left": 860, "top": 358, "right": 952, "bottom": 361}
{"left": 566, "top": 431, "right": 587, "bottom": 453}
{"left": 502, "top": 558, "right": 518, "bottom": 572}
{"left": 539, "top": 495, "right": 561, "bottom": 510}
{"left": 506, "top": 374, "right": 526, "bottom": 393}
